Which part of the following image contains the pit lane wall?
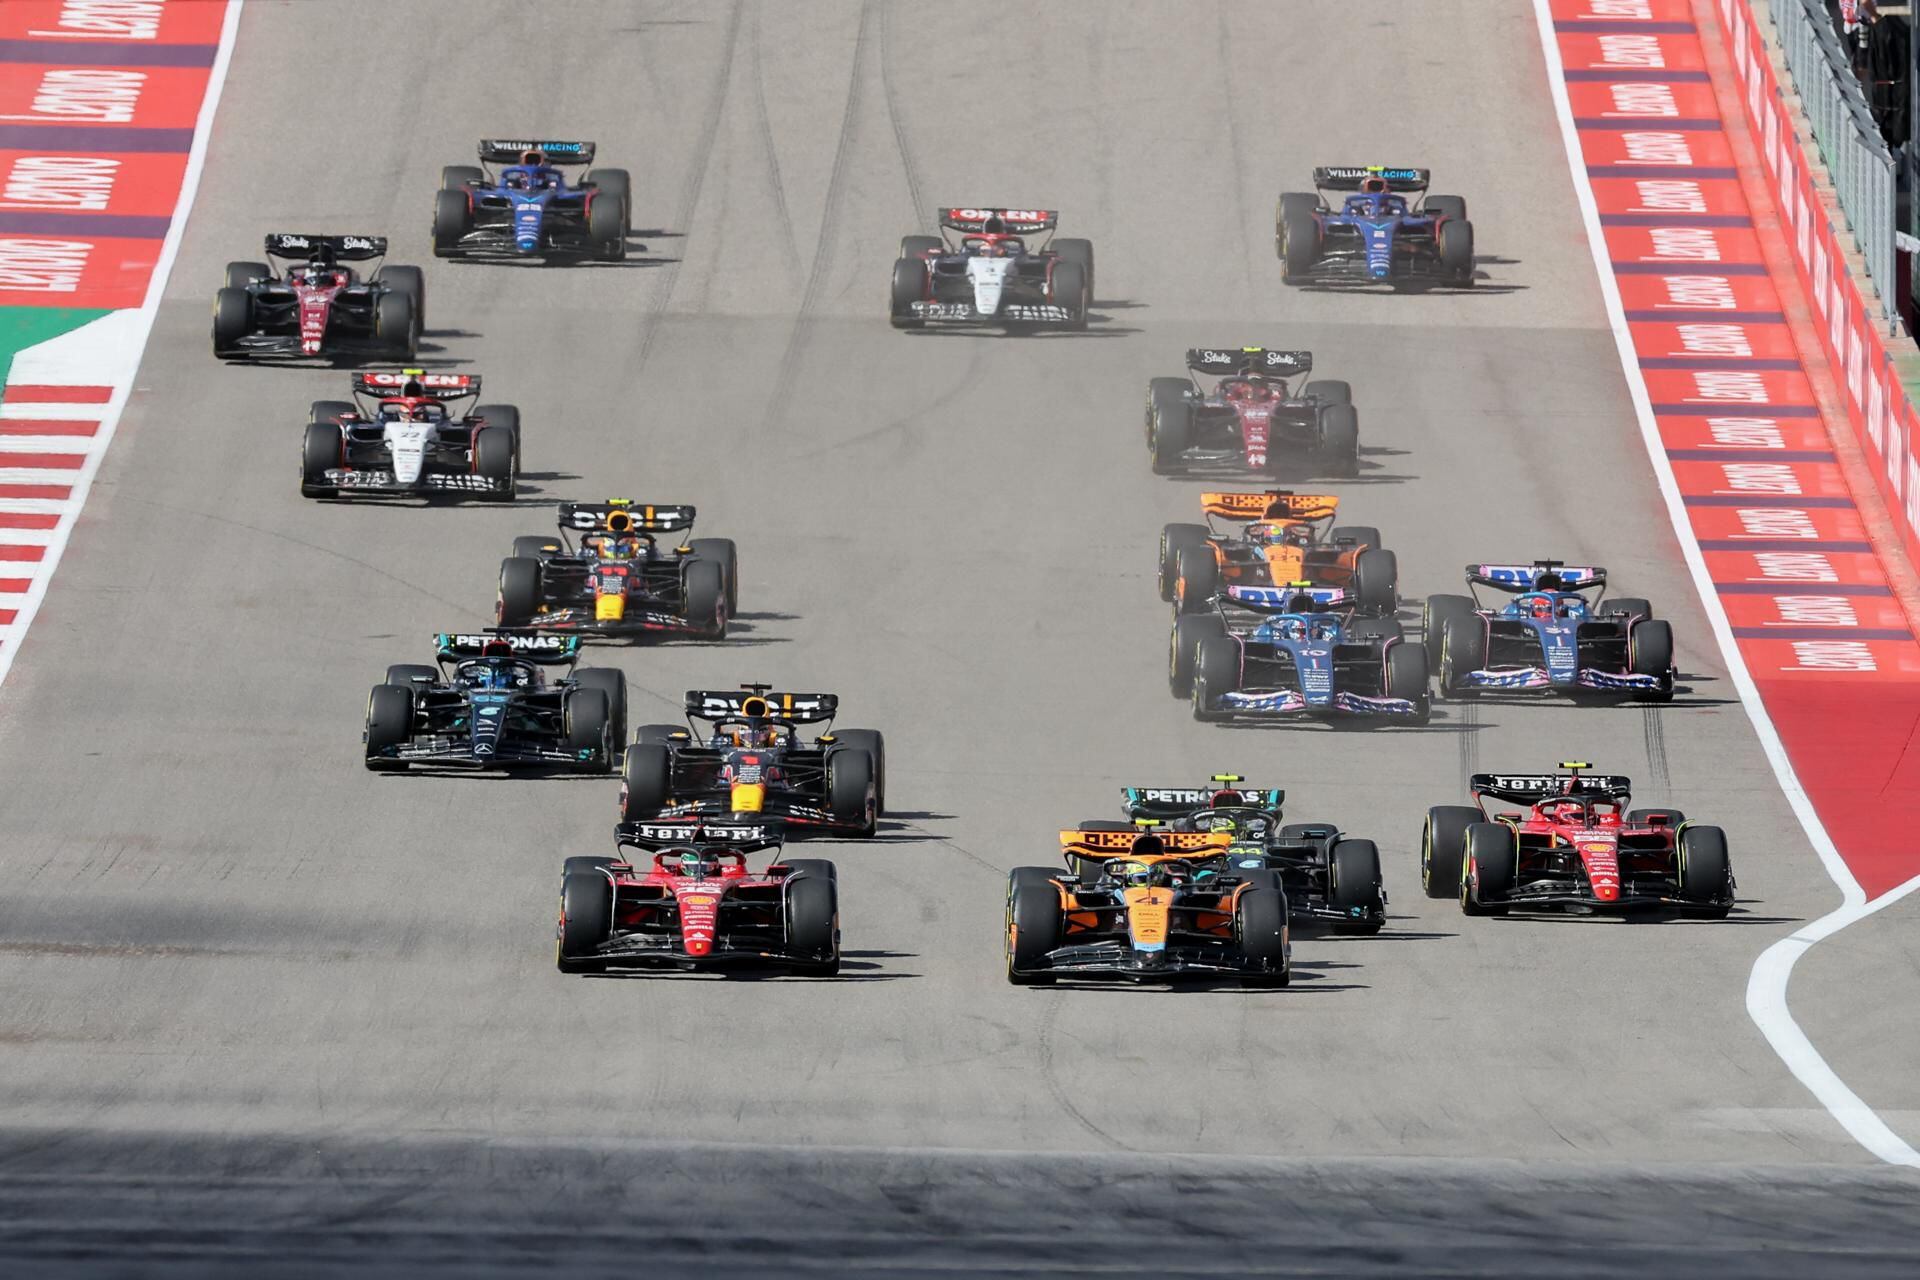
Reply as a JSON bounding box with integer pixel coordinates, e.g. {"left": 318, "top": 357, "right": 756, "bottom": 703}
{"left": 1543, "top": 0, "right": 1920, "bottom": 898}
{"left": 0, "top": 1, "right": 238, "bottom": 681}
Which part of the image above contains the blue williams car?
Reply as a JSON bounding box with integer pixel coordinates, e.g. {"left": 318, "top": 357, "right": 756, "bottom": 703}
{"left": 1175, "top": 584, "right": 1430, "bottom": 726}
{"left": 1275, "top": 166, "right": 1473, "bottom": 287}
{"left": 432, "top": 139, "right": 631, "bottom": 261}
{"left": 1423, "top": 562, "right": 1673, "bottom": 702}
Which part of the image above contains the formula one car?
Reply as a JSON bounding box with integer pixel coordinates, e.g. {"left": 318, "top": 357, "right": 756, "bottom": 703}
{"left": 1119, "top": 775, "right": 1385, "bottom": 934}
{"left": 1005, "top": 825, "right": 1290, "bottom": 986}
{"left": 214, "top": 234, "right": 424, "bottom": 360}
{"left": 496, "top": 500, "right": 735, "bottom": 641}
{"left": 1420, "top": 763, "right": 1734, "bottom": 917}
{"left": 433, "top": 139, "right": 631, "bottom": 261}
{"left": 889, "top": 207, "right": 1094, "bottom": 330}
{"left": 300, "top": 370, "right": 520, "bottom": 500}
{"left": 555, "top": 819, "right": 839, "bottom": 975}
{"left": 617, "top": 685, "right": 886, "bottom": 838}
{"left": 1276, "top": 166, "right": 1473, "bottom": 287}
{"left": 1146, "top": 348, "right": 1359, "bottom": 477}
{"left": 1174, "top": 584, "right": 1430, "bottom": 725}
{"left": 363, "top": 630, "right": 626, "bottom": 773}
{"left": 1424, "top": 562, "right": 1673, "bottom": 702}
{"left": 1160, "top": 490, "right": 1396, "bottom": 614}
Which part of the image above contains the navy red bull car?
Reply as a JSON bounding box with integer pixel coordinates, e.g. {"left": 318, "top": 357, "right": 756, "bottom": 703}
{"left": 1423, "top": 562, "right": 1673, "bottom": 702}
{"left": 556, "top": 819, "right": 839, "bottom": 975}
{"left": 617, "top": 686, "right": 886, "bottom": 838}
{"left": 214, "top": 234, "right": 424, "bottom": 360}
{"left": 433, "top": 139, "right": 631, "bottom": 261}
{"left": 300, "top": 370, "right": 520, "bottom": 500}
{"left": 1276, "top": 166, "right": 1474, "bottom": 287}
{"left": 1421, "top": 764, "right": 1734, "bottom": 917}
{"left": 1146, "top": 348, "right": 1359, "bottom": 477}
{"left": 1005, "top": 825, "right": 1291, "bottom": 986}
{"left": 496, "top": 500, "right": 736, "bottom": 641}
{"left": 889, "top": 207, "right": 1094, "bottom": 329}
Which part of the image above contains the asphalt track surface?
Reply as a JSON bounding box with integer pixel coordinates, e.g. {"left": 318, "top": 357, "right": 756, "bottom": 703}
{"left": 0, "top": 0, "right": 1916, "bottom": 1274}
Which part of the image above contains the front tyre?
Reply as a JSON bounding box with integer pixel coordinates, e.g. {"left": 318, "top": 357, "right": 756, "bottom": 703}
{"left": 300, "top": 422, "right": 341, "bottom": 499}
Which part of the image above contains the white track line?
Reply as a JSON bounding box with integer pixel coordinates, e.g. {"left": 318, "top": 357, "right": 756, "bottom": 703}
{"left": 1530, "top": 0, "right": 1920, "bottom": 1167}
{"left": 0, "top": 0, "right": 245, "bottom": 692}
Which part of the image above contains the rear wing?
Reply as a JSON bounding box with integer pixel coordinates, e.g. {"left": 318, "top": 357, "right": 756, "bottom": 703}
{"left": 1201, "top": 490, "right": 1339, "bottom": 522}
{"left": 1121, "top": 784, "right": 1285, "bottom": 820}
{"left": 479, "top": 138, "right": 596, "bottom": 165}
{"left": 560, "top": 500, "right": 695, "bottom": 535}
{"left": 1466, "top": 562, "right": 1606, "bottom": 593}
{"left": 1223, "top": 583, "right": 1351, "bottom": 613}
{"left": 939, "top": 206, "right": 1058, "bottom": 235}
{"left": 264, "top": 233, "right": 386, "bottom": 261}
{"left": 1186, "top": 348, "right": 1313, "bottom": 378}
{"left": 353, "top": 370, "right": 479, "bottom": 400}
{"left": 1313, "top": 166, "right": 1430, "bottom": 193}
{"left": 615, "top": 818, "right": 784, "bottom": 854}
{"left": 1058, "top": 828, "right": 1234, "bottom": 862}
{"left": 1470, "top": 765, "right": 1633, "bottom": 806}
{"left": 434, "top": 629, "right": 582, "bottom": 664}
{"left": 686, "top": 687, "right": 838, "bottom": 725}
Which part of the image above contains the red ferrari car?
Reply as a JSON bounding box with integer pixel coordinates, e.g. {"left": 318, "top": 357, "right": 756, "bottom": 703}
{"left": 555, "top": 820, "right": 839, "bottom": 975}
{"left": 1421, "top": 763, "right": 1734, "bottom": 917}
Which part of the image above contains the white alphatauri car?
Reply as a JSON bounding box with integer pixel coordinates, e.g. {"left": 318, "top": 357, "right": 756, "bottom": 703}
{"left": 888, "top": 208, "right": 1094, "bottom": 331}
{"left": 299, "top": 370, "right": 520, "bottom": 502}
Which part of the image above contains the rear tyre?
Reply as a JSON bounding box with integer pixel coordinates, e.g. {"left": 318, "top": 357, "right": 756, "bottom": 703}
{"left": 1169, "top": 612, "right": 1228, "bottom": 698}
{"left": 565, "top": 688, "right": 612, "bottom": 774}
{"left": 1278, "top": 192, "right": 1320, "bottom": 282}
{"left": 1606, "top": 596, "right": 1654, "bottom": 622}
{"left": 496, "top": 557, "right": 541, "bottom": 625}
{"left": 585, "top": 167, "right": 633, "bottom": 235}
{"left": 1439, "top": 219, "right": 1475, "bottom": 284}
{"left": 511, "top": 535, "right": 560, "bottom": 560}
{"left": 432, "top": 188, "right": 471, "bottom": 258}
{"left": 1235, "top": 887, "right": 1289, "bottom": 986}
{"left": 1422, "top": 804, "right": 1479, "bottom": 898}
{"left": 473, "top": 425, "right": 516, "bottom": 502}
{"left": 308, "top": 400, "right": 354, "bottom": 426}
{"left": 1052, "top": 236, "right": 1095, "bottom": 301}
{"left": 1629, "top": 619, "right": 1675, "bottom": 702}
{"left": 827, "top": 748, "right": 877, "bottom": 837}
{"left": 1461, "top": 823, "right": 1516, "bottom": 916}
{"left": 557, "top": 871, "right": 613, "bottom": 973}
{"left": 1351, "top": 547, "right": 1398, "bottom": 612}
{"left": 1422, "top": 594, "right": 1477, "bottom": 670}
{"left": 682, "top": 557, "right": 728, "bottom": 639}
{"left": 1174, "top": 543, "right": 1220, "bottom": 614}
{"left": 619, "top": 744, "right": 672, "bottom": 822}
{"left": 1425, "top": 195, "right": 1468, "bottom": 223}
{"left": 1006, "top": 878, "right": 1061, "bottom": 985}
{"left": 1159, "top": 523, "right": 1210, "bottom": 601}
{"left": 475, "top": 404, "right": 522, "bottom": 470}
{"left": 212, "top": 287, "right": 251, "bottom": 355}
{"left": 688, "top": 538, "right": 740, "bottom": 613}
{"left": 1191, "top": 632, "right": 1240, "bottom": 722}
{"left": 1329, "top": 838, "right": 1384, "bottom": 935}
{"left": 1330, "top": 524, "right": 1381, "bottom": 551}
{"left": 224, "top": 260, "right": 269, "bottom": 291}
{"left": 384, "top": 664, "right": 436, "bottom": 688}
{"left": 1627, "top": 807, "right": 1688, "bottom": 826}
{"left": 899, "top": 234, "right": 941, "bottom": 257}
{"left": 300, "top": 422, "right": 341, "bottom": 499}
{"left": 1438, "top": 610, "right": 1487, "bottom": 696}
{"left": 1385, "top": 642, "right": 1430, "bottom": 713}
{"left": 1303, "top": 379, "right": 1352, "bottom": 406}
{"left": 784, "top": 872, "right": 840, "bottom": 975}
{"left": 631, "top": 723, "right": 681, "bottom": 747}
{"left": 572, "top": 667, "right": 628, "bottom": 751}
{"left": 374, "top": 265, "right": 426, "bottom": 335}
{"left": 375, "top": 290, "right": 416, "bottom": 359}
{"left": 364, "top": 684, "right": 413, "bottom": 770}
{"left": 1678, "top": 824, "right": 1733, "bottom": 917}
{"left": 889, "top": 257, "right": 928, "bottom": 329}
{"left": 1318, "top": 403, "right": 1360, "bottom": 477}
{"left": 441, "top": 164, "right": 482, "bottom": 190}
{"left": 1147, "top": 377, "right": 1193, "bottom": 474}
{"left": 588, "top": 188, "right": 626, "bottom": 260}
{"left": 829, "top": 729, "right": 887, "bottom": 815}
{"left": 1049, "top": 260, "right": 1089, "bottom": 330}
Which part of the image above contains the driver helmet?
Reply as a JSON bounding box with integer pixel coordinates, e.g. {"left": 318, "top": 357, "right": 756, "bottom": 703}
{"left": 301, "top": 263, "right": 332, "bottom": 287}
{"left": 408, "top": 403, "right": 441, "bottom": 423}
{"left": 460, "top": 661, "right": 514, "bottom": 691}
{"left": 677, "top": 850, "right": 719, "bottom": 880}
{"left": 505, "top": 170, "right": 531, "bottom": 190}
{"left": 1198, "top": 812, "right": 1240, "bottom": 836}
{"left": 1527, "top": 595, "right": 1554, "bottom": 620}
{"left": 751, "top": 723, "right": 782, "bottom": 749}
{"left": 1277, "top": 617, "right": 1308, "bottom": 641}
{"left": 1249, "top": 521, "right": 1311, "bottom": 548}
{"left": 1114, "top": 860, "right": 1155, "bottom": 888}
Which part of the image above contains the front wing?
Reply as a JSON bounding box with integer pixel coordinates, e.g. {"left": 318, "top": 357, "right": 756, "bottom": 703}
{"left": 370, "top": 734, "right": 591, "bottom": 768}
{"left": 519, "top": 604, "right": 707, "bottom": 637}
{"left": 1208, "top": 688, "right": 1425, "bottom": 719}
{"left": 321, "top": 468, "right": 505, "bottom": 494}
{"left": 1454, "top": 665, "right": 1665, "bottom": 693}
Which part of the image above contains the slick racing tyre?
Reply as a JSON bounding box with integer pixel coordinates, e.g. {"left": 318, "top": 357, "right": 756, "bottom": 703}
{"left": 1236, "top": 886, "right": 1290, "bottom": 987}
{"left": 784, "top": 871, "right": 841, "bottom": 975}
{"left": 889, "top": 257, "right": 927, "bottom": 329}
{"left": 1421, "top": 804, "right": 1479, "bottom": 898}
{"left": 1440, "top": 218, "right": 1475, "bottom": 285}
{"left": 630, "top": 724, "right": 681, "bottom": 747}
{"left": 1049, "top": 260, "right": 1089, "bottom": 331}
{"left": 1677, "top": 824, "right": 1733, "bottom": 917}
{"left": 475, "top": 404, "right": 522, "bottom": 470}
{"left": 1629, "top": 619, "right": 1675, "bottom": 703}
{"left": 1316, "top": 403, "right": 1360, "bottom": 478}
{"left": 300, "top": 422, "right": 340, "bottom": 499}
{"left": 556, "top": 870, "right": 613, "bottom": 974}
{"left": 572, "top": 667, "right": 628, "bottom": 751}
{"left": 1606, "top": 596, "right": 1654, "bottom": 622}
{"left": 1461, "top": 823, "right": 1515, "bottom": 916}
{"left": 585, "top": 167, "right": 633, "bottom": 235}
{"left": 384, "top": 664, "right": 437, "bottom": 688}
{"left": 1437, "top": 610, "right": 1487, "bottom": 696}
{"left": 441, "top": 164, "right": 482, "bottom": 191}
{"left": 374, "top": 265, "right": 426, "bottom": 335}
{"left": 565, "top": 688, "right": 613, "bottom": 774}
{"left": 496, "top": 557, "right": 541, "bottom": 626}
{"left": 619, "top": 744, "right": 672, "bottom": 822}
{"left": 1169, "top": 612, "right": 1228, "bottom": 698}
{"left": 1052, "top": 236, "right": 1096, "bottom": 302}
{"left": 1006, "top": 876, "right": 1061, "bottom": 985}
{"left": 1191, "top": 632, "right": 1240, "bottom": 723}
{"left": 1425, "top": 194, "right": 1468, "bottom": 223}
{"left": 1351, "top": 547, "right": 1398, "bottom": 613}
{"left": 1329, "top": 838, "right": 1385, "bottom": 935}
{"left": 364, "top": 684, "right": 413, "bottom": 771}
{"left": 212, "top": 287, "right": 252, "bottom": 356}
{"left": 682, "top": 558, "right": 728, "bottom": 639}
{"left": 375, "top": 290, "right": 417, "bottom": 359}
{"left": 829, "top": 730, "right": 887, "bottom": 815}
{"left": 432, "top": 188, "right": 470, "bottom": 258}
{"left": 1278, "top": 192, "right": 1320, "bottom": 283}
{"left": 1147, "top": 377, "right": 1192, "bottom": 474}
{"left": 1158, "top": 523, "right": 1209, "bottom": 601}
{"left": 1303, "top": 379, "right": 1352, "bottom": 406}
{"left": 511, "top": 534, "right": 561, "bottom": 560}
{"left": 899, "top": 234, "right": 941, "bottom": 257}
{"left": 224, "top": 260, "right": 269, "bottom": 291}
{"left": 473, "top": 425, "right": 516, "bottom": 502}
{"left": 1385, "top": 642, "right": 1430, "bottom": 719}
{"left": 1330, "top": 524, "right": 1381, "bottom": 551}
{"left": 588, "top": 188, "right": 626, "bottom": 260}
{"left": 826, "top": 747, "right": 878, "bottom": 837}
{"left": 1173, "top": 542, "right": 1219, "bottom": 614}
{"left": 688, "top": 538, "right": 740, "bottom": 613}
{"left": 308, "top": 400, "right": 353, "bottom": 426}
{"left": 1627, "top": 808, "right": 1687, "bottom": 826}
{"left": 1422, "top": 594, "right": 1478, "bottom": 671}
